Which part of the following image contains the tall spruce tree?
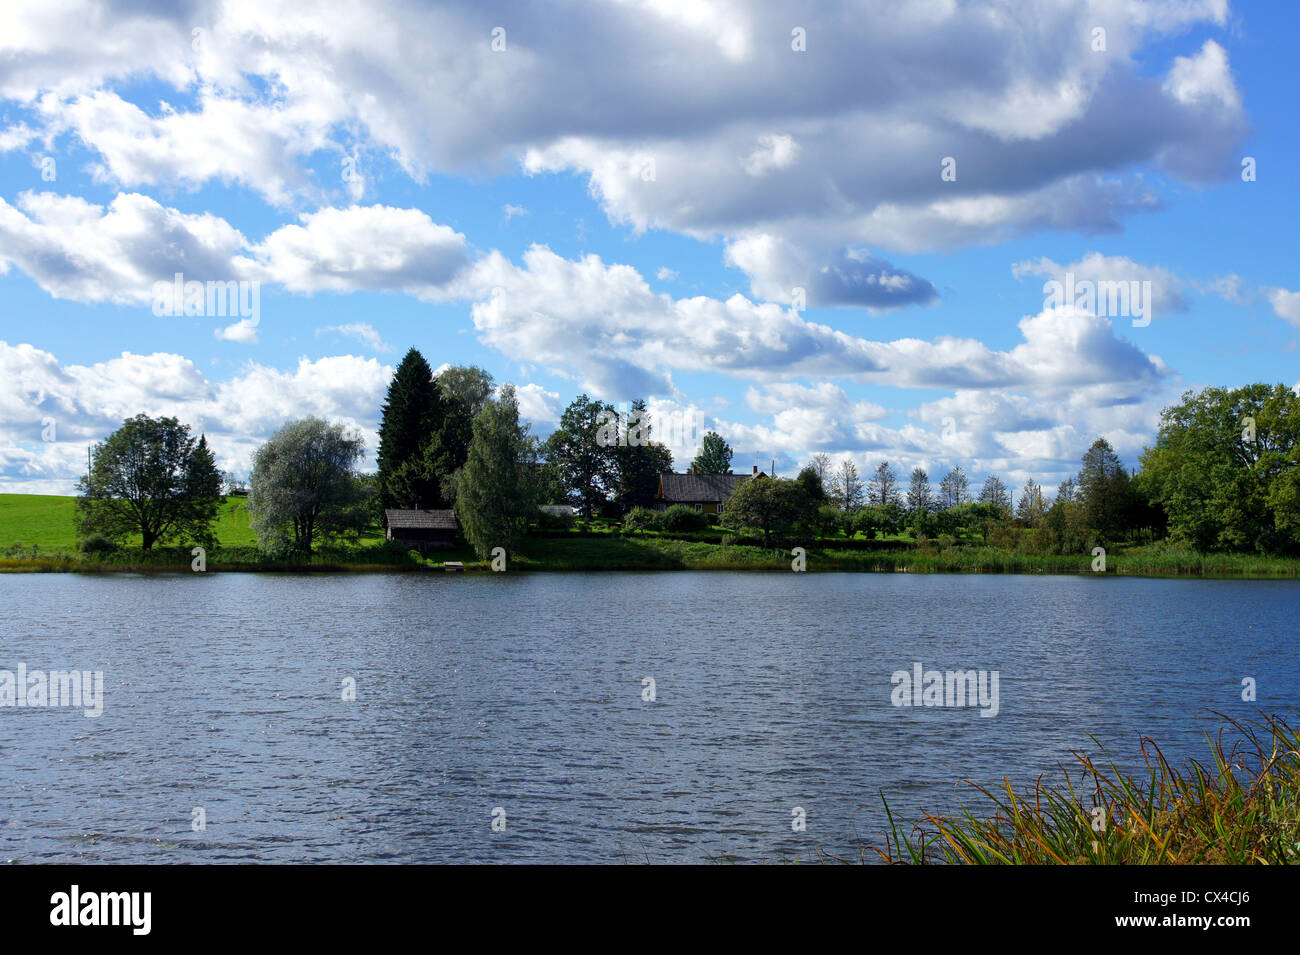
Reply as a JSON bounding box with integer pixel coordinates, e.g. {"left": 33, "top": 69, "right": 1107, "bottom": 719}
{"left": 377, "top": 348, "right": 441, "bottom": 509}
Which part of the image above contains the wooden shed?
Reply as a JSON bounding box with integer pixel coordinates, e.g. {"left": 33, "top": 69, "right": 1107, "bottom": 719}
{"left": 384, "top": 509, "right": 459, "bottom": 549}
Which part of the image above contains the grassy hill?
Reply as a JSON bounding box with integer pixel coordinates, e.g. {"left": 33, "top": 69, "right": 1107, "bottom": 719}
{"left": 0, "top": 493, "right": 260, "bottom": 553}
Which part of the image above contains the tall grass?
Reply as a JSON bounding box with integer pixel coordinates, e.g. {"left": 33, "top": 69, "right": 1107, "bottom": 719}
{"left": 873, "top": 713, "right": 1300, "bottom": 864}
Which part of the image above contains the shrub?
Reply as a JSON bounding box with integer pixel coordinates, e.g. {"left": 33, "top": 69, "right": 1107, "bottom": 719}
{"left": 816, "top": 505, "right": 843, "bottom": 539}
{"left": 535, "top": 510, "right": 576, "bottom": 531}
{"left": 623, "top": 506, "right": 661, "bottom": 534}
{"left": 851, "top": 507, "right": 880, "bottom": 540}
{"left": 660, "top": 504, "right": 709, "bottom": 532}
{"left": 78, "top": 535, "right": 118, "bottom": 556}
{"left": 988, "top": 523, "right": 1021, "bottom": 551}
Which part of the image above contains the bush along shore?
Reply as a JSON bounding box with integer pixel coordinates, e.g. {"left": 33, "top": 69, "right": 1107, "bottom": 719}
{"left": 860, "top": 713, "right": 1300, "bottom": 865}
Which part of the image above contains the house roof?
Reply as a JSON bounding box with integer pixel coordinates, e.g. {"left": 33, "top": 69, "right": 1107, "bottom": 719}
{"left": 384, "top": 508, "right": 458, "bottom": 530}
{"left": 657, "top": 472, "right": 751, "bottom": 503}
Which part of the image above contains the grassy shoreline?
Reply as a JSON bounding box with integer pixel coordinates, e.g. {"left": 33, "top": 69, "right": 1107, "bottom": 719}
{"left": 866, "top": 713, "right": 1300, "bottom": 865}
{"left": 3, "top": 493, "right": 1299, "bottom": 577}
{"left": 3, "top": 540, "right": 1299, "bottom": 577}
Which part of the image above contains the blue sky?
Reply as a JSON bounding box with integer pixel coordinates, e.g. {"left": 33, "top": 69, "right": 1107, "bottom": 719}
{"left": 0, "top": 0, "right": 1296, "bottom": 495}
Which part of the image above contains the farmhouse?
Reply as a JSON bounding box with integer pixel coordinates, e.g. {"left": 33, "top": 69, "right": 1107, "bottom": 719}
{"left": 654, "top": 465, "right": 765, "bottom": 515}
{"left": 384, "top": 509, "right": 458, "bottom": 549}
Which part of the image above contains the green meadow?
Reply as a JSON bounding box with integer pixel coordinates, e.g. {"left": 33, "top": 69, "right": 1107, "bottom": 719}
{"left": 0, "top": 493, "right": 261, "bottom": 553}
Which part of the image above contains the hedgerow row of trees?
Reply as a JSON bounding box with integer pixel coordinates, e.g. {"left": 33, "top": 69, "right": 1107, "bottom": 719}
{"left": 711, "top": 384, "right": 1300, "bottom": 555}
{"left": 715, "top": 436, "right": 1145, "bottom": 552}
{"left": 74, "top": 380, "right": 1300, "bottom": 559}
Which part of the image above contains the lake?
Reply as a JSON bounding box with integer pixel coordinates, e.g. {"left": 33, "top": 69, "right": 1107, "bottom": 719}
{"left": 1, "top": 572, "right": 1296, "bottom": 863}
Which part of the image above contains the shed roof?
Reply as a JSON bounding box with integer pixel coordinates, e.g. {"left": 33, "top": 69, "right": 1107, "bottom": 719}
{"left": 384, "top": 508, "right": 458, "bottom": 530}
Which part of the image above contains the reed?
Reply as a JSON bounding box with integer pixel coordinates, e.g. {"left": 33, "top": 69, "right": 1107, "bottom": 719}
{"left": 873, "top": 713, "right": 1300, "bottom": 865}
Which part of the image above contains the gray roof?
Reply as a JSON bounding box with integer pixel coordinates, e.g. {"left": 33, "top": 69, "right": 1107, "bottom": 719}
{"left": 384, "top": 509, "right": 458, "bottom": 530}
{"left": 657, "top": 472, "right": 752, "bottom": 503}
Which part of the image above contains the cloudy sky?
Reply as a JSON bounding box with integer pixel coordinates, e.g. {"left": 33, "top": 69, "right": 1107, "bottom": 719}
{"left": 0, "top": 0, "right": 1295, "bottom": 495}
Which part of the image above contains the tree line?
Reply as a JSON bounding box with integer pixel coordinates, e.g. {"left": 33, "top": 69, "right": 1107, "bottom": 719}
{"left": 75, "top": 378, "right": 1300, "bottom": 559}
{"left": 718, "top": 383, "right": 1299, "bottom": 556}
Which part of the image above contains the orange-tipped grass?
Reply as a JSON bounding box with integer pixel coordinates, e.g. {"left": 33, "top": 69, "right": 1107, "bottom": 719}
{"left": 875, "top": 713, "right": 1300, "bottom": 864}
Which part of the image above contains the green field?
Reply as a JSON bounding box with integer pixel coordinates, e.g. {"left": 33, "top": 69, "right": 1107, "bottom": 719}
{"left": 0, "top": 493, "right": 261, "bottom": 553}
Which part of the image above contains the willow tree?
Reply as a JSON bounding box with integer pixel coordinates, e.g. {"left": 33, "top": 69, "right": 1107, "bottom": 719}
{"left": 248, "top": 417, "right": 368, "bottom": 555}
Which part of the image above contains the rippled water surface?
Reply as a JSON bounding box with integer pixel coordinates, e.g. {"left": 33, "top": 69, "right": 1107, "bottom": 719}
{"left": 1, "top": 572, "right": 1296, "bottom": 863}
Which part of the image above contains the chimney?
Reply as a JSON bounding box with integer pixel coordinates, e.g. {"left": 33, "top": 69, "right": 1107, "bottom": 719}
{"left": 752, "top": 465, "right": 758, "bottom": 474}
{"left": 690, "top": 464, "right": 696, "bottom": 474}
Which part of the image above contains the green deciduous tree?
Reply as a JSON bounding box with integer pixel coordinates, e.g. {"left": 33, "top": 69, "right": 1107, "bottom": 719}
{"left": 77, "top": 414, "right": 223, "bottom": 555}
{"left": 720, "top": 477, "right": 815, "bottom": 546}
{"left": 248, "top": 417, "right": 369, "bottom": 555}
{"left": 691, "top": 431, "right": 734, "bottom": 474}
{"left": 853, "top": 502, "right": 904, "bottom": 539}
{"left": 1137, "top": 384, "right": 1300, "bottom": 553}
{"left": 454, "top": 385, "right": 541, "bottom": 559}
{"left": 436, "top": 365, "right": 495, "bottom": 419}
{"left": 544, "top": 393, "right": 618, "bottom": 517}
{"left": 796, "top": 465, "right": 829, "bottom": 505}
{"left": 425, "top": 365, "right": 496, "bottom": 505}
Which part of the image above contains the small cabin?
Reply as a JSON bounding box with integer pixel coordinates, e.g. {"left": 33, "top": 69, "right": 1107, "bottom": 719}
{"left": 384, "top": 509, "right": 458, "bottom": 549}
